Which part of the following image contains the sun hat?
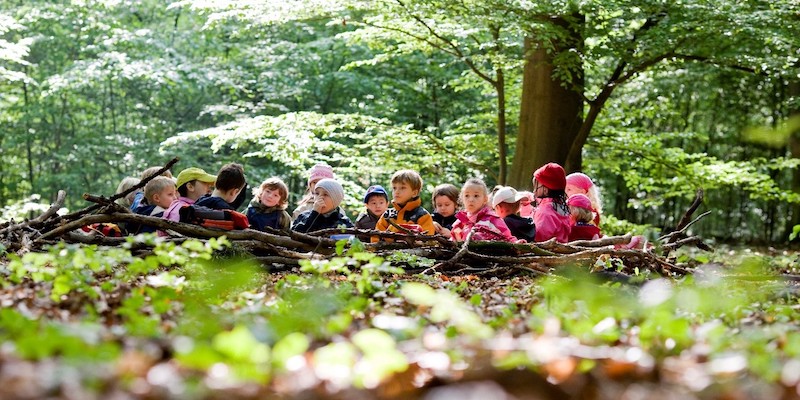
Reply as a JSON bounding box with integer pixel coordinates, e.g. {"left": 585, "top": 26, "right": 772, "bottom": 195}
{"left": 308, "top": 163, "right": 334, "bottom": 185}
{"left": 314, "top": 178, "right": 344, "bottom": 207}
{"left": 363, "top": 185, "right": 388, "bottom": 203}
{"left": 566, "top": 172, "right": 594, "bottom": 191}
{"left": 567, "top": 193, "right": 593, "bottom": 210}
{"left": 175, "top": 167, "right": 217, "bottom": 188}
{"left": 533, "top": 163, "right": 567, "bottom": 191}
{"left": 491, "top": 186, "right": 526, "bottom": 208}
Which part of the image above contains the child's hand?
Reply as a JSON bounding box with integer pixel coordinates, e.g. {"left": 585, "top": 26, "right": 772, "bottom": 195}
{"left": 313, "top": 197, "right": 326, "bottom": 213}
{"left": 439, "top": 227, "right": 452, "bottom": 239}
{"left": 451, "top": 227, "right": 463, "bottom": 241}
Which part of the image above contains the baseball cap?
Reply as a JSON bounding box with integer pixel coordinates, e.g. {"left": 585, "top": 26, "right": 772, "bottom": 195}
{"left": 176, "top": 167, "right": 217, "bottom": 188}
{"left": 491, "top": 186, "right": 526, "bottom": 208}
{"left": 363, "top": 185, "right": 388, "bottom": 203}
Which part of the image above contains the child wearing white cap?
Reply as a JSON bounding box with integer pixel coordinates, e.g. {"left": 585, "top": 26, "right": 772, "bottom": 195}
{"left": 291, "top": 178, "right": 353, "bottom": 233}
{"left": 492, "top": 186, "right": 536, "bottom": 242}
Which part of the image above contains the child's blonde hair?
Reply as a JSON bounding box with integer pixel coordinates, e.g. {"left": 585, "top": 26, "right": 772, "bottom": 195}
{"left": 115, "top": 177, "right": 140, "bottom": 208}
{"left": 391, "top": 170, "right": 423, "bottom": 192}
{"left": 461, "top": 178, "right": 489, "bottom": 198}
{"left": 144, "top": 176, "right": 176, "bottom": 204}
{"left": 570, "top": 206, "right": 594, "bottom": 224}
{"left": 255, "top": 177, "right": 289, "bottom": 210}
{"left": 140, "top": 166, "right": 173, "bottom": 180}
{"left": 432, "top": 184, "right": 460, "bottom": 208}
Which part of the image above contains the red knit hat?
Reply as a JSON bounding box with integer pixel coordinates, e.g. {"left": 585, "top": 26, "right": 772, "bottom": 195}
{"left": 533, "top": 163, "right": 566, "bottom": 190}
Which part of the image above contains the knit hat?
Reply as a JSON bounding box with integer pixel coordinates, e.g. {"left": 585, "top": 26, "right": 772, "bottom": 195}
{"left": 363, "top": 185, "right": 388, "bottom": 203}
{"left": 491, "top": 186, "right": 526, "bottom": 208}
{"left": 567, "top": 193, "right": 593, "bottom": 210}
{"left": 533, "top": 163, "right": 567, "bottom": 190}
{"left": 176, "top": 167, "right": 217, "bottom": 188}
{"left": 315, "top": 178, "right": 344, "bottom": 207}
{"left": 307, "top": 163, "right": 334, "bottom": 185}
{"left": 566, "top": 172, "right": 594, "bottom": 191}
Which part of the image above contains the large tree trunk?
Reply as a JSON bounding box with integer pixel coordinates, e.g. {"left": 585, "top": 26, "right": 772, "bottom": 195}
{"left": 509, "top": 18, "right": 583, "bottom": 189}
{"left": 787, "top": 81, "right": 800, "bottom": 238}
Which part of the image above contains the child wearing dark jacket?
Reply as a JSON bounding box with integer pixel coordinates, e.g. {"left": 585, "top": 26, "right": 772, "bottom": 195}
{"left": 492, "top": 186, "right": 536, "bottom": 242}
{"left": 292, "top": 179, "right": 353, "bottom": 233}
{"left": 247, "top": 177, "right": 292, "bottom": 232}
{"left": 130, "top": 176, "right": 177, "bottom": 234}
{"left": 195, "top": 163, "right": 247, "bottom": 211}
{"left": 355, "top": 185, "right": 389, "bottom": 230}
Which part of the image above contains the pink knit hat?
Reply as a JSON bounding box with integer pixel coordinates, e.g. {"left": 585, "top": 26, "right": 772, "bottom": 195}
{"left": 307, "top": 163, "right": 334, "bottom": 185}
{"left": 566, "top": 172, "right": 594, "bottom": 191}
{"left": 533, "top": 163, "right": 566, "bottom": 191}
{"left": 567, "top": 193, "right": 592, "bottom": 210}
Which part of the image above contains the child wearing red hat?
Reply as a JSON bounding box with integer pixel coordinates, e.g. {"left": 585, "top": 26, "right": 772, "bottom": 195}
{"left": 566, "top": 172, "right": 603, "bottom": 226}
{"left": 567, "top": 194, "right": 601, "bottom": 241}
{"left": 532, "top": 163, "right": 571, "bottom": 243}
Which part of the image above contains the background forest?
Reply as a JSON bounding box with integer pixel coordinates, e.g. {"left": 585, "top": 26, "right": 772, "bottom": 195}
{"left": 1, "top": 0, "right": 799, "bottom": 242}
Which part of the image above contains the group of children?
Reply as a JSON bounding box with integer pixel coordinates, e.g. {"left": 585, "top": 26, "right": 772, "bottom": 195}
{"left": 115, "top": 161, "right": 605, "bottom": 244}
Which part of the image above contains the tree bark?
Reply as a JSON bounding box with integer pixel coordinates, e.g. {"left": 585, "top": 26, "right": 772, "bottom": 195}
{"left": 510, "top": 16, "right": 583, "bottom": 189}
{"left": 787, "top": 80, "right": 800, "bottom": 238}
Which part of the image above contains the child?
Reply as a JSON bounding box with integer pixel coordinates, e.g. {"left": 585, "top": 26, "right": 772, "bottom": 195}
{"left": 450, "top": 178, "right": 518, "bottom": 242}
{"left": 566, "top": 172, "right": 603, "bottom": 226}
{"left": 532, "top": 163, "right": 572, "bottom": 243}
{"left": 130, "top": 176, "right": 177, "bottom": 234}
{"left": 518, "top": 191, "right": 535, "bottom": 218}
{"left": 292, "top": 178, "right": 353, "bottom": 233}
{"left": 431, "top": 184, "right": 460, "bottom": 238}
{"left": 162, "top": 167, "right": 216, "bottom": 222}
{"left": 130, "top": 166, "right": 174, "bottom": 210}
{"left": 492, "top": 186, "right": 536, "bottom": 242}
{"left": 247, "top": 177, "right": 292, "bottom": 232}
{"left": 293, "top": 163, "right": 335, "bottom": 219}
{"left": 374, "top": 170, "right": 436, "bottom": 238}
{"left": 355, "top": 185, "right": 389, "bottom": 230}
{"left": 567, "top": 194, "right": 601, "bottom": 241}
{"left": 115, "top": 177, "right": 140, "bottom": 209}
{"left": 196, "top": 163, "right": 247, "bottom": 211}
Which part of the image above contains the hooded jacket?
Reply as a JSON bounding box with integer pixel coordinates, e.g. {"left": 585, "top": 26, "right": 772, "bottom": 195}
{"left": 292, "top": 207, "right": 353, "bottom": 233}
{"left": 450, "top": 206, "right": 518, "bottom": 242}
{"left": 246, "top": 199, "right": 291, "bottom": 232}
{"left": 374, "top": 197, "right": 435, "bottom": 239}
{"left": 533, "top": 197, "right": 571, "bottom": 243}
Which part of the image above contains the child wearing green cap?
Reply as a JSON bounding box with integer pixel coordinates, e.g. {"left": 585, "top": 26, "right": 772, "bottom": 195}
{"left": 162, "top": 167, "right": 217, "bottom": 222}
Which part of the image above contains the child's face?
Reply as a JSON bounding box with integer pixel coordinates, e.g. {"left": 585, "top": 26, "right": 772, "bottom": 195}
{"left": 461, "top": 184, "right": 487, "bottom": 214}
{"left": 152, "top": 186, "right": 177, "bottom": 209}
{"left": 434, "top": 195, "right": 457, "bottom": 217}
{"left": 187, "top": 180, "right": 213, "bottom": 200}
{"left": 259, "top": 187, "right": 282, "bottom": 208}
{"left": 392, "top": 181, "right": 419, "bottom": 205}
{"left": 565, "top": 183, "right": 586, "bottom": 197}
{"left": 313, "top": 187, "right": 335, "bottom": 214}
{"left": 366, "top": 195, "right": 388, "bottom": 217}
{"left": 308, "top": 179, "right": 321, "bottom": 192}
{"left": 532, "top": 179, "right": 547, "bottom": 198}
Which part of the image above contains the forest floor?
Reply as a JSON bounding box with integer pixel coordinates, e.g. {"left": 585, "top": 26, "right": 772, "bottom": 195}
{"left": 1, "top": 239, "right": 800, "bottom": 400}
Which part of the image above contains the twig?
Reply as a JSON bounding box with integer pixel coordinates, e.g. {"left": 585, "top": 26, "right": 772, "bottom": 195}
{"left": 0, "top": 191, "right": 67, "bottom": 236}
{"left": 425, "top": 230, "right": 475, "bottom": 274}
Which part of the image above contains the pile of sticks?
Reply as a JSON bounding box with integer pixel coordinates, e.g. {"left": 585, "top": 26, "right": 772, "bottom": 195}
{"left": 0, "top": 158, "right": 712, "bottom": 278}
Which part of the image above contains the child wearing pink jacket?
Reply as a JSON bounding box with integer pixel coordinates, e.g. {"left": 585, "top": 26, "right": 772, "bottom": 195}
{"left": 450, "top": 178, "right": 519, "bottom": 243}
{"left": 532, "top": 163, "right": 572, "bottom": 243}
